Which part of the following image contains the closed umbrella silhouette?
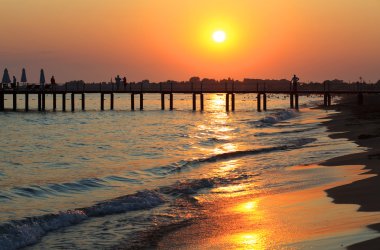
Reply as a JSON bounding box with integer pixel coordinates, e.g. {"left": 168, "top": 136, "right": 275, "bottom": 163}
{"left": 21, "top": 68, "right": 27, "bottom": 86}
{"left": 40, "top": 69, "right": 45, "bottom": 89}
{"left": 2, "top": 68, "right": 11, "bottom": 88}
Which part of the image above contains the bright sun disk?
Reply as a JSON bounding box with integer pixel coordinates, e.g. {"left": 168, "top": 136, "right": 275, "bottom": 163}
{"left": 212, "top": 30, "right": 226, "bottom": 43}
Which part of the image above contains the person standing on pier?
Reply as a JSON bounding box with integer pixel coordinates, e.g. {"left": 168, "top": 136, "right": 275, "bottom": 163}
{"left": 51, "top": 76, "right": 56, "bottom": 85}
{"left": 291, "top": 74, "right": 299, "bottom": 91}
{"left": 12, "top": 76, "right": 17, "bottom": 89}
{"left": 115, "top": 75, "right": 121, "bottom": 90}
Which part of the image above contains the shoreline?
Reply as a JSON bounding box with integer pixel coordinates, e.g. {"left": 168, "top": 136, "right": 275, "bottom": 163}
{"left": 146, "top": 97, "right": 380, "bottom": 249}
{"left": 322, "top": 96, "right": 380, "bottom": 248}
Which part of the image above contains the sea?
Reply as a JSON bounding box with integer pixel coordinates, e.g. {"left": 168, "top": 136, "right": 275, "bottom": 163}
{"left": 0, "top": 93, "right": 363, "bottom": 249}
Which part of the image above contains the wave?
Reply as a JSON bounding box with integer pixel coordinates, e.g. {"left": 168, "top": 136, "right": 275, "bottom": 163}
{"left": 0, "top": 190, "right": 165, "bottom": 250}
{"left": 254, "top": 109, "right": 299, "bottom": 126}
{"left": 6, "top": 175, "right": 144, "bottom": 201}
{"left": 146, "top": 138, "right": 316, "bottom": 176}
{"left": 255, "top": 127, "right": 317, "bottom": 137}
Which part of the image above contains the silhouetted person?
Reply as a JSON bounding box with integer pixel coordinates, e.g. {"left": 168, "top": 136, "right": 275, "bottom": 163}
{"left": 12, "top": 76, "right": 16, "bottom": 88}
{"left": 291, "top": 74, "right": 299, "bottom": 91}
{"left": 123, "top": 76, "right": 127, "bottom": 88}
{"left": 51, "top": 76, "right": 56, "bottom": 85}
{"left": 115, "top": 75, "right": 121, "bottom": 90}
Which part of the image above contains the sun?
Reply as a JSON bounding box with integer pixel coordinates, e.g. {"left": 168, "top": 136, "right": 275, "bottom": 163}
{"left": 212, "top": 30, "right": 226, "bottom": 43}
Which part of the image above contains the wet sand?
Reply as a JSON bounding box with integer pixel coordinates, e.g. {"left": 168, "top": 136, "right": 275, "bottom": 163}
{"left": 323, "top": 95, "right": 380, "bottom": 249}
{"left": 153, "top": 95, "right": 380, "bottom": 249}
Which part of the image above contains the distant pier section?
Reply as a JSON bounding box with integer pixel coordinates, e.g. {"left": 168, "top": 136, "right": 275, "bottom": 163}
{"left": 0, "top": 79, "right": 379, "bottom": 112}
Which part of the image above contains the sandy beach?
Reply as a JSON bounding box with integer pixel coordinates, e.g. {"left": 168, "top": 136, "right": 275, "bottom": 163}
{"left": 149, "top": 96, "right": 380, "bottom": 249}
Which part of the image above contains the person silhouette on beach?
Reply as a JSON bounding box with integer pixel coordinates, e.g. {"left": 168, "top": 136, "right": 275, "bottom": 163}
{"left": 292, "top": 74, "right": 299, "bottom": 91}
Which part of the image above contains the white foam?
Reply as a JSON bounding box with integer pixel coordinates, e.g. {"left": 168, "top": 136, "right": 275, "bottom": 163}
{"left": 0, "top": 190, "right": 165, "bottom": 250}
{"left": 259, "top": 109, "right": 298, "bottom": 125}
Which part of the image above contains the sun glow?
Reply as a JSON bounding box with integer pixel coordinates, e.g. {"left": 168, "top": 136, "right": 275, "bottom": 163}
{"left": 212, "top": 30, "right": 226, "bottom": 43}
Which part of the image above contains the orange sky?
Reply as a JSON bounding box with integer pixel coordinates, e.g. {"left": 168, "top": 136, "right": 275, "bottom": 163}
{"left": 0, "top": 0, "right": 379, "bottom": 83}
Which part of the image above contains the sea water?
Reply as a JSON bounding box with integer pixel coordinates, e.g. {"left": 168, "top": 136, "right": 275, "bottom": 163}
{"left": 0, "top": 94, "right": 363, "bottom": 249}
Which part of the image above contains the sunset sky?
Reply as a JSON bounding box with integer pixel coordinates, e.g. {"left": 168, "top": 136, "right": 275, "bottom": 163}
{"left": 0, "top": 0, "right": 379, "bottom": 83}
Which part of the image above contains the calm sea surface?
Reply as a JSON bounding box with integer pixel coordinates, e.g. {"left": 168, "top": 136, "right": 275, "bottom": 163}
{"left": 0, "top": 94, "right": 362, "bottom": 249}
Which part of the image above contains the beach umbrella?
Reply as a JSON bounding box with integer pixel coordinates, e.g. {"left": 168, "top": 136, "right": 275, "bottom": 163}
{"left": 2, "top": 68, "right": 11, "bottom": 84}
{"left": 21, "top": 68, "right": 27, "bottom": 83}
{"left": 39, "top": 69, "right": 45, "bottom": 84}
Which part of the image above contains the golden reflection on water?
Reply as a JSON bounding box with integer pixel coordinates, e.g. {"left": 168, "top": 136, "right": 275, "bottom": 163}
{"left": 231, "top": 232, "right": 266, "bottom": 250}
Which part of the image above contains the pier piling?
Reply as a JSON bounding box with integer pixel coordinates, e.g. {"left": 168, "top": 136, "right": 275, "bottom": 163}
{"left": 53, "top": 93, "right": 57, "bottom": 111}
{"left": 263, "top": 94, "right": 267, "bottom": 111}
{"left": 161, "top": 93, "right": 165, "bottom": 110}
{"left": 101, "top": 93, "right": 104, "bottom": 111}
{"left": 170, "top": 93, "right": 173, "bottom": 110}
{"left": 110, "top": 93, "right": 114, "bottom": 110}
{"left": 38, "top": 93, "right": 42, "bottom": 111}
{"left": 200, "top": 94, "right": 204, "bottom": 111}
{"left": 62, "top": 93, "right": 66, "bottom": 111}
{"left": 13, "top": 92, "right": 17, "bottom": 111}
{"left": 226, "top": 94, "right": 230, "bottom": 112}
{"left": 290, "top": 94, "right": 294, "bottom": 109}
{"left": 81, "top": 93, "right": 85, "bottom": 110}
{"left": 131, "top": 93, "right": 135, "bottom": 110}
{"left": 140, "top": 93, "right": 143, "bottom": 110}
{"left": 42, "top": 93, "right": 46, "bottom": 111}
{"left": 192, "top": 93, "right": 196, "bottom": 111}
{"left": 295, "top": 94, "right": 299, "bottom": 109}
{"left": 232, "top": 93, "right": 235, "bottom": 111}
{"left": 25, "top": 93, "right": 29, "bottom": 111}
{"left": 257, "top": 94, "right": 261, "bottom": 112}
{"left": 0, "top": 92, "right": 4, "bottom": 111}
{"left": 71, "top": 93, "right": 75, "bottom": 112}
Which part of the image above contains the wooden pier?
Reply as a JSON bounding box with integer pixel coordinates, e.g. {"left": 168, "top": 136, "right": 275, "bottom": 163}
{"left": 0, "top": 82, "right": 378, "bottom": 112}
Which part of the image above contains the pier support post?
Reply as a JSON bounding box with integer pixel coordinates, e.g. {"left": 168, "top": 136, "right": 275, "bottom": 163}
{"left": 290, "top": 94, "right": 294, "bottom": 109}
{"left": 192, "top": 93, "right": 196, "bottom": 111}
{"left": 0, "top": 92, "right": 4, "bottom": 111}
{"left": 357, "top": 93, "right": 363, "bottom": 105}
{"left": 25, "top": 93, "right": 29, "bottom": 111}
{"left": 226, "top": 94, "right": 230, "bottom": 112}
{"left": 200, "top": 93, "right": 204, "bottom": 111}
{"left": 110, "top": 93, "right": 114, "bottom": 110}
{"left": 131, "top": 93, "right": 135, "bottom": 110}
{"left": 71, "top": 93, "right": 75, "bottom": 112}
{"left": 42, "top": 93, "right": 45, "bottom": 111}
{"left": 328, "top": 94, "right": 332, "bottom": 106}
{"left": 53, "top": 93, "right": 57, "bottom": 111}
{"left": 263, "top": 94, "right": 267, "bottom": 111}
{"left": 81, "top": 93, "right": 85, "bottom": 111}
{"left": 38, "top": 93, "right": 42, "bottom": 111}
{"left": 161, "top": 93, "right": 165, "bottom": 110}
{"left": 62, "top": 93, "right": 66, "bottom": 111}
{"left": 295, "top": 94, "right": 299, "bottom": 110}
{"left": 100, "top": 93, "right": 104, "bottom": 111}
{"left": 170, "top": 93, "right": 173, "bottom": 110}
{"left": 139, "top": 93, "right": 143, "bottom": 110}
{"left": 13, "top": 92, "right": 17, "bottom": 111}
{"left": 231, "top": 93, "right": 235, "bottom": 111}
{"left": 323, "top": 94, "right": 328, "bottom": 107}
{"left": 257, "top": 94, "right": 261, "bottom": 112}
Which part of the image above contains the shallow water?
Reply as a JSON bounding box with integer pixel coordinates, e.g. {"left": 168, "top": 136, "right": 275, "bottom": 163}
{"left": 0, "top": 94, "right": 364, "bottom": 249}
